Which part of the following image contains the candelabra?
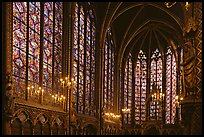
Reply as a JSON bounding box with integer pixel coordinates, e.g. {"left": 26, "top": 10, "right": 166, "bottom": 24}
{"left": 150, "top": 82, "right": 165, "bottom": 102}
{"left": 27, "top": 85, "right": 44, "bottom": 101}
{"left": 59, "top": 75, "right": 76, "bottom": 109}
{"left": 151, "top": 92, "right": 165, "bottom": 102}
{"left": 104, "top": 112, "right": 121, "bottom": 122}
{"left": 59, "top": 76, "right": 76, "bottom": 89}
{"left": 51, "top": 94, "right": 66, "bottom": 108}
{"left": 59, "top": 75, "right": 76, "bottom": 135}
{"left": 121, "top": 108, "right": 131, "bottom": 114}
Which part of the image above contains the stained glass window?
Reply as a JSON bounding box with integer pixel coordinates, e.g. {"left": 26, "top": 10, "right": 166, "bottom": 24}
{"left": 120, "top": 46, "right": 180, "bottom": 125}
{"left": 103, "top": 27, "right": 114, "bottom": 113}
{"left": 13, "top": 2, "right": 40, "bottom": 99}
{"left": 135, "top": 50, "right": 147, "bottom": 124}
{"left": 150, "top": 48, "right": 162, "bottom": 120}
{"left": 12, "top": 2, "right": 63, "bottom": 104}
{"left": 166, "top": 48, "right": 177, "bottom": 124}
{"left": 43, "top": 2, "right": 53, "bottom": 103}
{"left": 53, "top": 2, "right": 63, "bottom": 95}
{"left": 124, "top": 54, "right": 132, "bottom": 124}
{"left": 73, "top": 3, "right": 96, "bottom": 115}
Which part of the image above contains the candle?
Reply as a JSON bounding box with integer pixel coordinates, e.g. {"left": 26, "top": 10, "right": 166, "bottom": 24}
{"left": 31, "top": 86, "right": 34, "bottom": 97}
{"left": 27, "top": 86, "right": 30, "bottom": 97}
{"left": 38, "top": 87, "right": 41, "bottom": 96}
{"left": 54, "top": 96, "right": 57, "bottom": 103}
{"left": 62, "top": 81, "right": 65, "bottom": 88}
{"left": 42, "top": 89, "right": 44, "bottom": 100}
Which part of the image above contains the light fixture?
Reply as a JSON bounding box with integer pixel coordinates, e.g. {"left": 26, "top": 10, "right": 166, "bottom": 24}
{"left": 175, "top": 95, "right": 184, "bottom": 108}
{"left": 150, "top": 82, "right": 165, "bottom": 102}
{"left": 104, "top": 112, "right": 121, "bottom": 122}
{"left": 164, "top": 2, "right": 177, "bottom": 8}
{"left": 151, "top": 92, "right": 165, "bottom": 102}
{"left": 59, "top": 75, "right": 76, "bottom": 89}
{"left": 184, "top": 2, "right": 190, "bottom": 11}
{"left": 164, "top": 2, "right": 190, "bottom": 11}
{"left": 122, "top": 108, "right": 131, "bottom": 114}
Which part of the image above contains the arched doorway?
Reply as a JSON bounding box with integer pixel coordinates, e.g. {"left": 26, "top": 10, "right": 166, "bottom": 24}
{"left": 85, "top": 124, "right": 97, "bottom": 135}
{"left": 144, "top": 126, "right": 160, "bottom": 135}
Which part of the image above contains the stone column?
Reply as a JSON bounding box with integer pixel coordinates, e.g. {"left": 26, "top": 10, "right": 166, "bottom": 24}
{"left": 2, "top": 2, "right": 14, "bottom": 135}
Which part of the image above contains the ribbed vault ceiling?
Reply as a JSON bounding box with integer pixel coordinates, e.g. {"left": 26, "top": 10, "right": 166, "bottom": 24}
{"left": 93, "top": 2, "right": 185, "bottom": 67}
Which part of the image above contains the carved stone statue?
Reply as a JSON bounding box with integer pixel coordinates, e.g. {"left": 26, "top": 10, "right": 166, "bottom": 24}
{"left": 4, "top": 73, "right": 15, "bottom": 118}
{"left": 4, "top": 95, "right": 15, "bottom": 117}
{"left": 180, "top": 39, "right": 196, "bottom": 96}
{"left": 70, "top": 107, "right": 77, "bottom": 124}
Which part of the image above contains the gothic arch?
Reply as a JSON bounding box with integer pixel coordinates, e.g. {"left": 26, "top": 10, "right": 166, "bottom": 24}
{"left": 144, "top": 125, "right": 161, "bottom": 135}
{"left": 83, "top": 124, "right": 97, "bottom": 135}
{"left": 34, "top": 113, "right": 49, "bottom": 126}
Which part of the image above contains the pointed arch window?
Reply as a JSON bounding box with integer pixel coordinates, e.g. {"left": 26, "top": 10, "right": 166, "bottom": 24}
{"left": 150, "top": 48, "right": 163, "bottom": 120}
{"left": 103, "top": 27, "right": 115, "bottom": 112}
{"left": 166, "top": 48, "right": 177, "bottom": 124}
{"left": 135, "top": 50, "right": 147, "bottom": 124}
{"left": 73, "top": 3, "right": 96, "bottom": 115}
{"left": 124, "top": 54, "right": 132, "bottom": 124}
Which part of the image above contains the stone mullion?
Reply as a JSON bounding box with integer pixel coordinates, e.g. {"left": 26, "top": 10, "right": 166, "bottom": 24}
{"left": 114, "top": 51, "right": 118, "bottom": 114}
{"left": 83, "top": 8, "right": 87, "bottom": 114}
{"left": 25, "top": 2, "right": 29, "bottom": 101}
{"left": 175, "top": 46, "right": 180, "bottom": 124}
{"left": 89, "top": 15, "right": 93, "bottom": 116}
{"left": 131, "top": 57, "right": 135, "bottom": 126}
{"left": 69, "top": 2, "right": 75, "bottom": 116}
{"left": 106, "top": 43, "right": 110, "bottom": 111}
{"left": 76, "top": 3, "right": 80, "bottom": 113}
{"left": 62, "top": 2, "right": 69, "bottom": 112}
{"left": 39, "top": 2, "right": 44, "bottom": 104}
{"left": 120, "top": 66, "right": 125, "bottom": 129}
{"left": 162, "top": 53, "right": 166, "bottom": 124}
{"left": 52, "top": 3, "right": 55, "bottom": 95}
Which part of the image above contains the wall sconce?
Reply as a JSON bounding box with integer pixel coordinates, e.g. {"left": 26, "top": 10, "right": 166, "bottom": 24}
{"left": 164, "top": 2, "right": 190, "bottom": 11}
{"left": 164, "top": 2, "right": 177, "bottom": 8}
{"left": 184, "top": 2, "right": 190, "bottom": 11}
{"left": 175, "top": 95, "right": 184, "bottom": 108}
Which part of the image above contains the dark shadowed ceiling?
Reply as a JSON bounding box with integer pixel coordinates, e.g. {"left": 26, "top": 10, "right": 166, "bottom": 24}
{"left": 93, "top": 2, "right": 185, "bottom": 67}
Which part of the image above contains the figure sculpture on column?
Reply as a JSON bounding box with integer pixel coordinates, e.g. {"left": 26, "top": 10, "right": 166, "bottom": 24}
{"left": 180, "top": 39, "right": 196, "bottom": 97}
{"left": 4, "top": 73, "right": 15, "bottom": 118}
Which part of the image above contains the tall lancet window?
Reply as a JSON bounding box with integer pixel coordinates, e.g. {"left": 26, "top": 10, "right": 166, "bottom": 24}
{"left": 124, "top": 54, "right": 132, "bottom": 124}
{"left": 103, "top": 27, "right": 115, "bottom": 112}
{"left": 73, "top": 3, "right": 96, "bottom": 115}
{"left": 12, "top": 2, "right": 63, "bottom": 103}
{"left": 166, "top": 48, "right": 177, "bottom": 124}
{"left": 43, "top": 2, "right": 63, "bottom": 104}
{"left": 135, "top": 50, "right": 147, "bottom": 124}
{"left": 150, "top": 48, "right": 163, "bottom": 120}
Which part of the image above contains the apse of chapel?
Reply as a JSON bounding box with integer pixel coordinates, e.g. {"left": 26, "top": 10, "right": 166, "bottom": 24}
{"left": 93, "top": 2, "right": 185, "bottom": 70}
